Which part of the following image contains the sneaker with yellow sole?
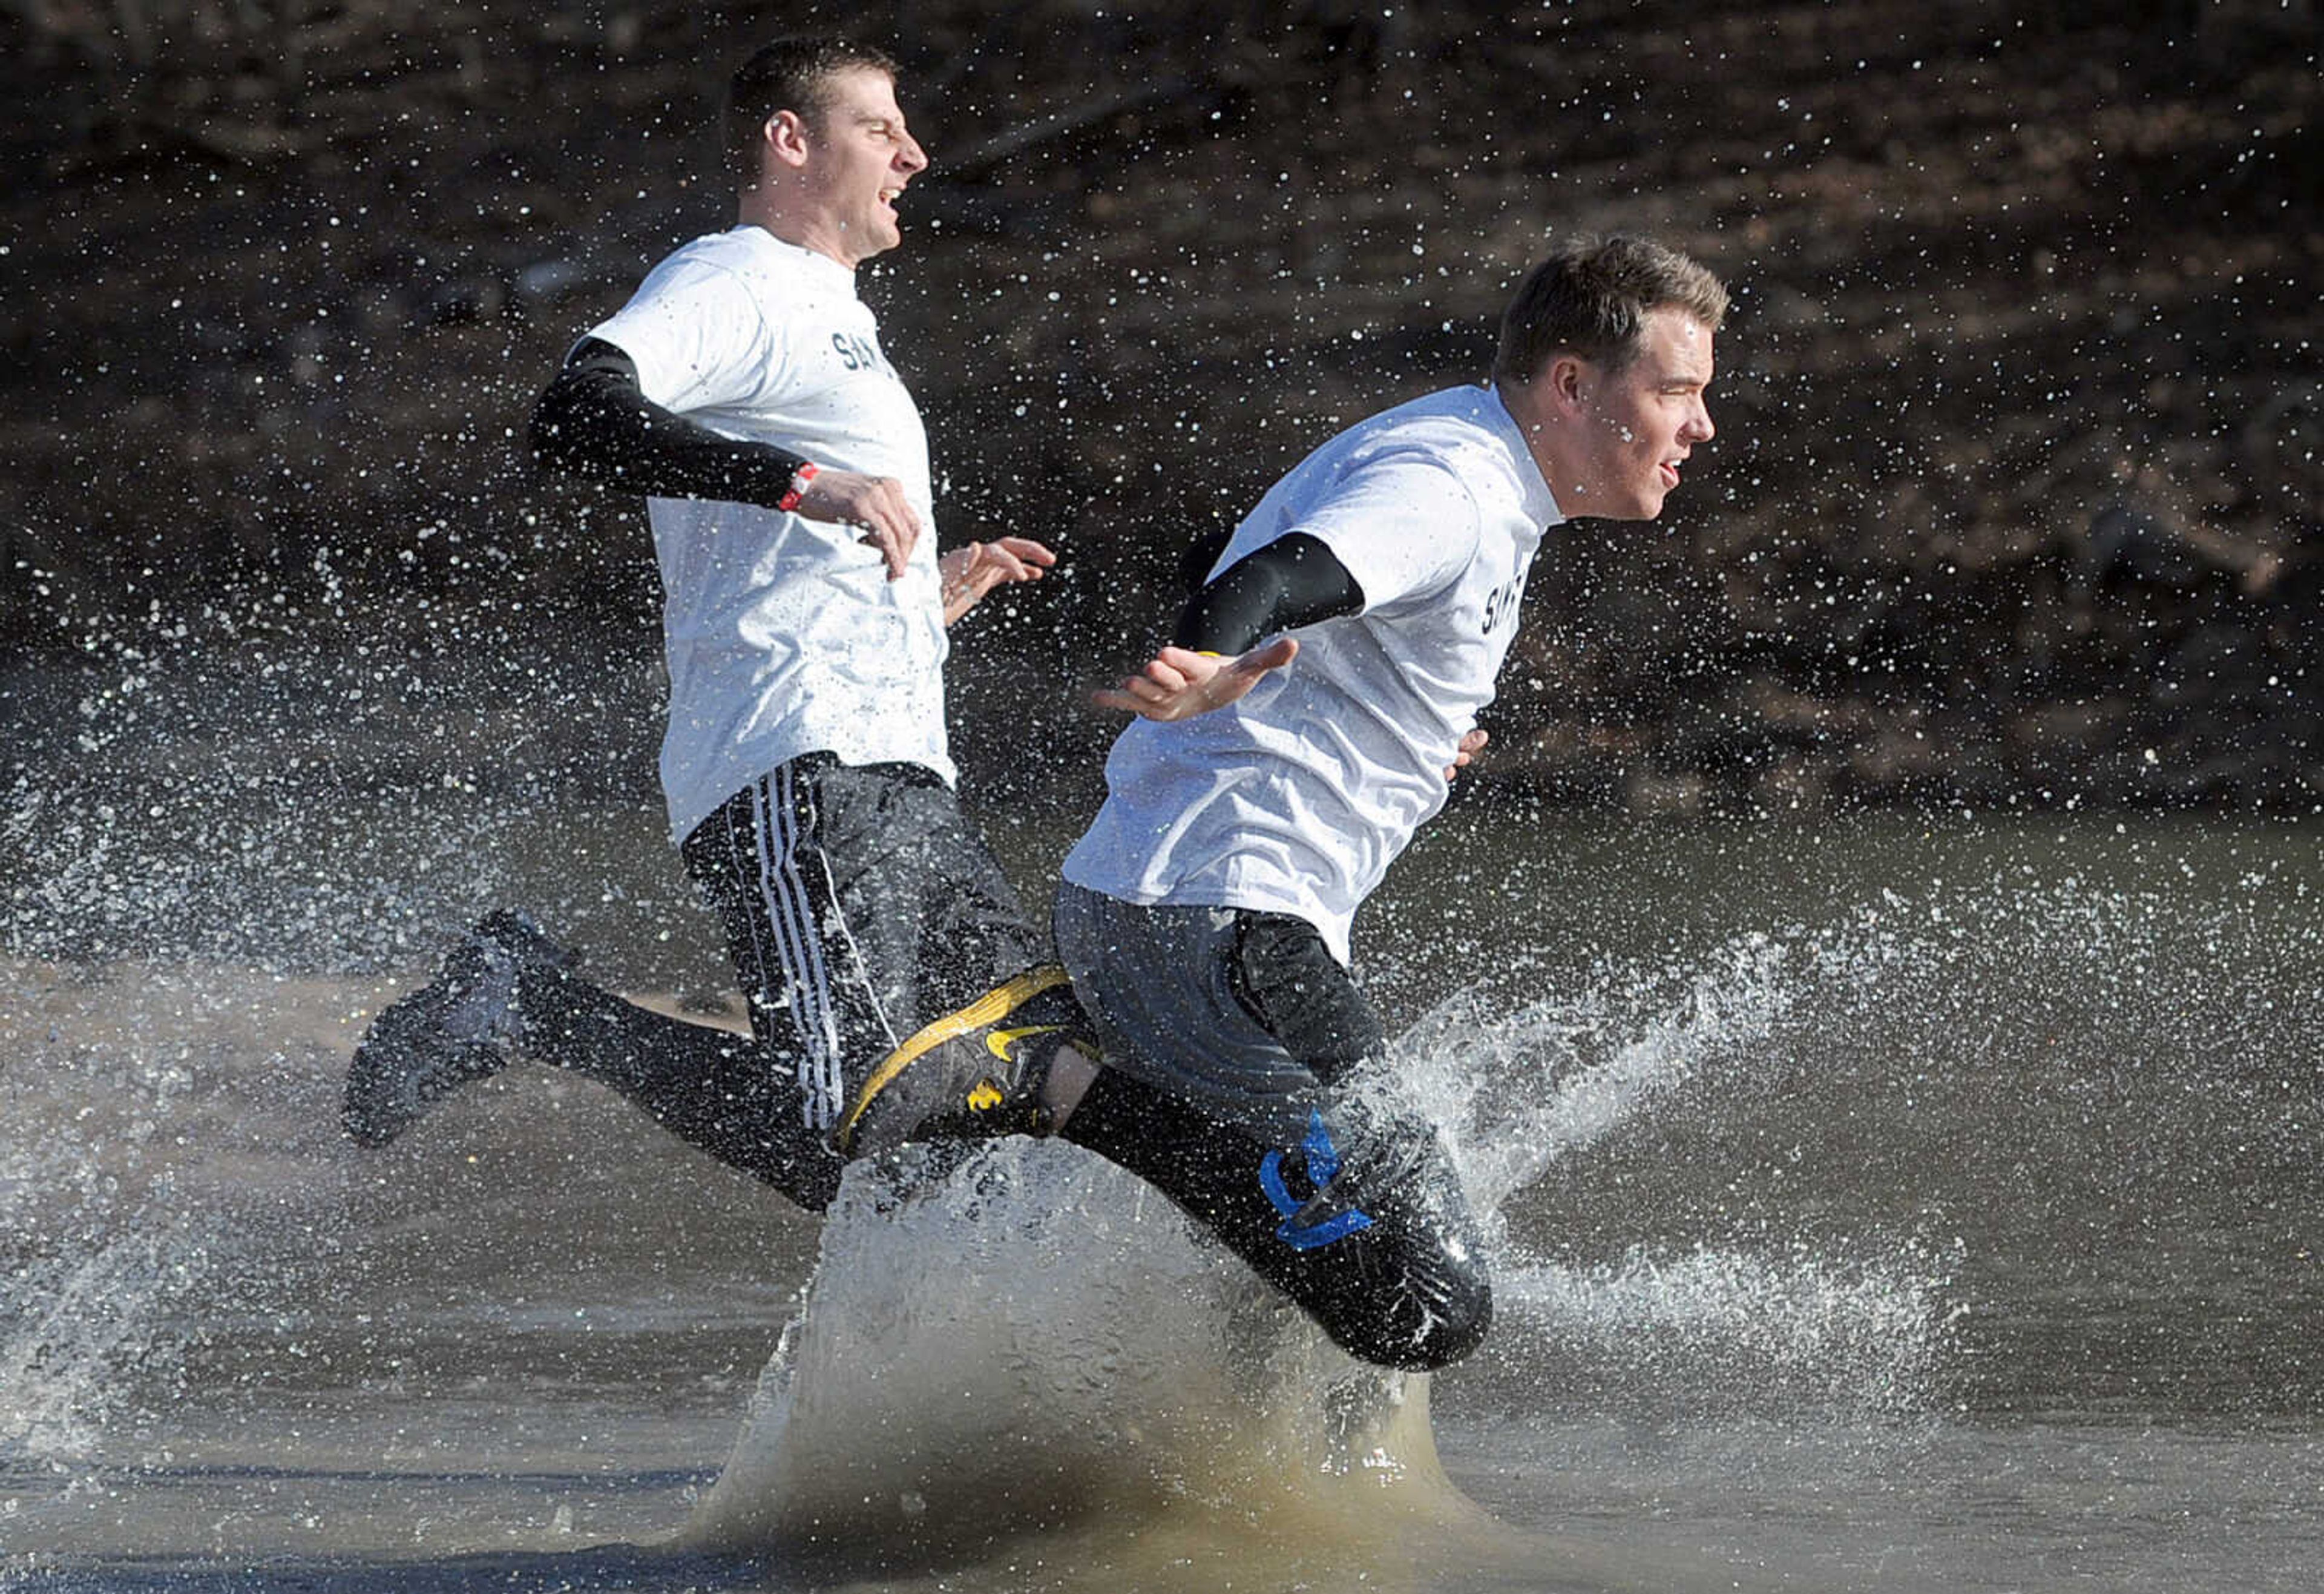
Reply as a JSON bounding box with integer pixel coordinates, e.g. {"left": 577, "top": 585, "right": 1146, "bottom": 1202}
{"left": 834, "top": 966, "right": 1097, "bottom": 1158}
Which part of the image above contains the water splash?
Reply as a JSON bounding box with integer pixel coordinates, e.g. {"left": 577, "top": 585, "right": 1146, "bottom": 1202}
{"left": 0, "top": 963, "right": 354, "bottom": 1472}
{"left": 672, "top": 912, "right": 1983, "bottom": 1569}
{"left": 1, "top": 610, "right": 665, "bottom": 975}
{"left": 7, "top": 648, "right": 2317, "bottom": 1579}
{"left": 0, "top": 1217, "right": 200, "bottom": 1462}
{"left": 1489, "top": 1243, "right": 1958, "bottom": 1421}
{"left": 1387, "top": 923, "right": 1957, "bottom": 1419}
{"left": 679, "top": 1140, "right": 1477, "bottom": 1563}
{"left": 1402, "top": 929, "right": 1814, "bottom": 1213}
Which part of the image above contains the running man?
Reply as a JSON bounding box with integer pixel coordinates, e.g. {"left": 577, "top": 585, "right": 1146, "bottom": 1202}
{"left": 1036, "top": 235, "right": 1729, "bottom": 1370}
{"left": 343, "top": 35, "right": 1092, "bottom": 1210}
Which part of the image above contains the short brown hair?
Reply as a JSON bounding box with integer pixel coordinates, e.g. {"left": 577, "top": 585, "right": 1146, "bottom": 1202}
{"left": 726, "top": 35, "right": 900, "bottom": 183}
{"left": 1492, "top": 235, "right": 1728, "bottom": 386}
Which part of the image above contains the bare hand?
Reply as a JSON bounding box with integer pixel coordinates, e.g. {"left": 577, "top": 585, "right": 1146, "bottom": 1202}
{"left": 940, "top": 537, "right": 1056, "bottom": 625}
{"left": 795, "top": 468, "right": 922, "bottom": 579}
{"left": 1092, "top": 637, "right": 1299, "bottom": 722}
{"left": 1446, "top": 726, "right": 1488, "bottom": 780}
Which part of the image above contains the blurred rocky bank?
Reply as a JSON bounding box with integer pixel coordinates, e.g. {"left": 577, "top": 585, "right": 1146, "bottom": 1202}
{"left": 4, "top": 1, "right": 2318, "bottom": 817}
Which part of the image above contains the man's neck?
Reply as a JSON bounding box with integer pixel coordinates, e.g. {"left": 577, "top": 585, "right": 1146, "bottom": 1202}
{"left": 736, "top": 197, "right": 855, "bottom": 271}
{"left": 1494, "top": 378, "right": 1566, "bottom": 487}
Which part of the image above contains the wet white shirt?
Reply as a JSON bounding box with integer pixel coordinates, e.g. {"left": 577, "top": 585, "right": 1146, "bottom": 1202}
{"left": 1063, "top": 384, "right": 1559, "bottom": 964}
{"left": 588, "top": 226, "right": 951, "bottom": 844}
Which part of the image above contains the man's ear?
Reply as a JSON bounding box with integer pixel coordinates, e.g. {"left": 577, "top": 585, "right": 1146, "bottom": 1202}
{"left": 1540, "top": 352, "right": 1590, "bottom": 417}
{"left": 761, "top": 108, "right": 813, "bottom": 171}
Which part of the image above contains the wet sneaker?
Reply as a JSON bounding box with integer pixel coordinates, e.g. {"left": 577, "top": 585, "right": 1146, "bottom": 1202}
{"left": 834, "top": 966, "right": 1098, "bottom": 1159}
{"left": 341, "top": 909, "right": 577, "bottom": 1148}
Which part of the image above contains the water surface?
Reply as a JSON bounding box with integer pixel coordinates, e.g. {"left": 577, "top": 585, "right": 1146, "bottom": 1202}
{"left": 3, "top": 634, "right": 2319, "bottom": 1591}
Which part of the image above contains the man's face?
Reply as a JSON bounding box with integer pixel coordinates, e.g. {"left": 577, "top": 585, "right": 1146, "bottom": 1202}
{"left": 795, "top": 67, "right": 928, "bottom": 265}
{"left": 1549, "top": 306, "right": 1718, "bottom": 521}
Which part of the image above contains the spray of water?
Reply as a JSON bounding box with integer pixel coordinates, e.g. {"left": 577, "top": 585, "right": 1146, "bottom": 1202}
{"left": 669, "top": 904, "right": 1992, "bottom": 1569}
{"left": 678, "top": 1142, "right": 1466, "bottom": 1551}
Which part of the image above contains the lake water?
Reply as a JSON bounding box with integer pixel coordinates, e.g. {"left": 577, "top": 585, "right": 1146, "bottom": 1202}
{"left": 2, "top": 627, "right": 2320, "bottom": 1591}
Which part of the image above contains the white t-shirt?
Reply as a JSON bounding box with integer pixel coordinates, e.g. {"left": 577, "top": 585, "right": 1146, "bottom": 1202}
{"left": 1062, "top": 384, "right": 1560, "bottom": 965}
{"left": 587, "top": 226, "right": 952, "bottom": 843}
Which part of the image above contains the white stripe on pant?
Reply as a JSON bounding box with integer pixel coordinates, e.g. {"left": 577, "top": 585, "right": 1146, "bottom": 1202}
{"left": 741, "top": 768, "right": 890, "bottom": 1131}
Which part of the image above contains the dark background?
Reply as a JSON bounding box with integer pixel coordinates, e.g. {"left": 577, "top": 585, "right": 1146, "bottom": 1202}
{"left": 5, "top": 0, "right": 2318, "bottom": 817}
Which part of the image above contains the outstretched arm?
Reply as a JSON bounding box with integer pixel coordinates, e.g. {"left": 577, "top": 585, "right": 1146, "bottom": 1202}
{"left": 529, "top": 338, "right": 925, "bottom": 579}
{"left": 1095, "top": 533, "right": 1364, "bottom": 722}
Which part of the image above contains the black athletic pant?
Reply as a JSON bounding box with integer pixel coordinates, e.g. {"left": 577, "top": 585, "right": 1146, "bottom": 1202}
{"left": 505, "top": 756, "right": 1047, "bottom": 1211}
{"left": 1059, "top": 1072, "right": 1489, "bottom": 1371}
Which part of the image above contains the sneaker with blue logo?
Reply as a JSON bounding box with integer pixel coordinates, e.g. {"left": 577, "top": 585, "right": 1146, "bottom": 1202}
{"left": 342, "top": 909, "right": 576, "bottom": 1148}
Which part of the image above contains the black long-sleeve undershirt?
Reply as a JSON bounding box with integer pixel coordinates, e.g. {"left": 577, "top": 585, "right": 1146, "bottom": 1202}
{"left": 528, "top": 337, "right": 810, "bottom": 506}
{"left": 1172, "top": 533, "right": 1365, "bottom": 654}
